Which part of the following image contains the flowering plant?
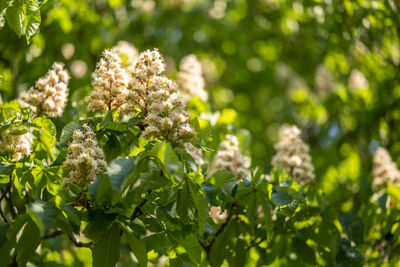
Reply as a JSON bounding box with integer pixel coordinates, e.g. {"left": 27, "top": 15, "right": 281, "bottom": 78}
{"left": 0, "top": 43, "right": 399, "bottom": 267}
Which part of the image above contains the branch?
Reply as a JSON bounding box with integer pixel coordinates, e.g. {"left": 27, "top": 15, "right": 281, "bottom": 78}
{"left": 201, "top": 203, "right": 236, "bottom": 252}
{"left": 130, "top": 190, "right": 152, "bottom": 220}
{"left": 43, "top": 230, "right": 93, "bottom": 249}
{"left": 69, "top": 235, "right": 94, "bottom": 249}
{"left": 0, "top": 204, "right": 9, "bottom": 222}
{"left": 43, "top": 229, "right": 63, "bottom": 239}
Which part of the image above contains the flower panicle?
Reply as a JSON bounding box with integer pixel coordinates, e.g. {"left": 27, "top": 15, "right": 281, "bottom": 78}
{"left": 18, "top": 62, "right": 70, "bottom": 117}
{"left": 178, "top": 54, "right": 208, "bottom": 101}
{"left": 272, "top": 125, "right": 315, "bottom": 186}
{"left": 89, "top": 49, "right": 129, "bottom": 112}
{"left": 373, "top": 147, "right": 400, "bottom": 188}
{"left": 63, "top": 124, "right": 107, "bottom": 186}
{"left": 212, "top": 134, "right": 250, "bottom": 180}
{"left": 0, "top": 127, "right": 33, "bottom": 161}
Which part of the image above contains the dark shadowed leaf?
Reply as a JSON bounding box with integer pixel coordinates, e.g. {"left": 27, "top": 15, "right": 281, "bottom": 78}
{"left": 92, "top": 222, "right": 121, "bottom": 267}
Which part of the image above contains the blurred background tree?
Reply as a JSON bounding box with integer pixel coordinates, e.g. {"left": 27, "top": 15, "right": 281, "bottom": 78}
{"left": 1, "top": 0, "right": 399, "bottom": 230}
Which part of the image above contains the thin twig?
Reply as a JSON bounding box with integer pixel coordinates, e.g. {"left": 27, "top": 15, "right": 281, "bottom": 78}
{"left": 130, "top": 190, "right": 152, "bottom": 220}
{"left": 202, "top": 203, "right": 237, "bottom": 252}
{"left": 69, "top": 235, "right": 94, "bottom": 249}
{"left": 43, "top": 229, "right": 63, "bottom": 239}
{"left": 0, "top": 203, "right": 9, "bottom": 222}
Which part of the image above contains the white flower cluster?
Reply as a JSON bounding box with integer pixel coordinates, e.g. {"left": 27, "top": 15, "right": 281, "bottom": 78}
{"left": 63, "top": 124, "right": 107, "bottom": 186}
{"left": 209, "top": 206, "right": 228, "bottom": 223}
{"left": 88, "top": 47, "right": 195, "bottom": 144}
{"left": 272, "top": 125, "right": 315, "bottom": 186}
{"left": 0, "top": 128, "right": 33, "bottom": 161}
{"left": 373, "top": 147, "right": 400, "bottom": 188}
{"left": 133, "top": 49, "right": 166, "bottom": 80}
{"left": 178, "top": 54, "right": 208, "bottom": 101}
{"left": 126, "top": 49, "right": 196, "bottom": 144}
{"left": 112, "top": 41, "right": 139, "bottom": 70}
{"left": 19, "top": 62, "right": 70, "bottom": 117}
{"left": 89, "top": 50, "right": 129, "bottom": 112}
{"left": 212, "top": 134, "right": 249, "bottom": 180}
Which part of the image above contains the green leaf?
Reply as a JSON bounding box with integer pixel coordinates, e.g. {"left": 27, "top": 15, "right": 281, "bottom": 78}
{"left": 59, "top": 121, "right": 83, "bottom": 146}
{"left": 181, "top": 233, "right": 202, "bottom": 265}
{"left": 210, "top": 170, "right": 237, "bottom": 194}
{"left": 137, "top": 158, "right": 172, "bottom": 191}
{"left": 177, "top": 182, "right": 191, "bottom": 223}
{"left": 123, "top": 226, "right": 147, "bottom": 267}
{"left": 24, "top": 0, "right": 41, "bottom": 42}
{"left": 201, "top": 183, "right": 220, "bottom": 206}
{"left": 143, "top": 233, "right": 169, "bottom": 252}
{"left": 104, "top": 122, "right": 127, "bottom": 132}
{"left": 169, "top": 253, "right": 196, "bottom": 267}
{"left": 271, "top": 190, "right": 293, "bottom": 207}
{"left": 209, "top": 220, "right": 236, "bottom": 266}
{"left": 27, "top": 200, "right": 60, "bottom": 235}
{"left": 107, "top": 156, "right": 136, "bottom": 192}
{"left": 149, "top": 141, "right": 183, "bottom": 179}
{"left": 183, "top": 151, "right": 198, "bottom": 175}
{"left": 200, "top": 145, "right": 214, "bottom": 152}
{"left": 339, "top": 212, "right": 364, "bottom": 245}
{"left": 0, "top": 1, "right": 8, "bottom": 12}
{"left": 92, "top": 222, "right": 121, "bottom": 267}
{"left": 104, "top": 134, "right": 121, "bottom": 162}
{"left": 16, "top": 219, "right": 41, "bottom": 266}
{"left": 128, "top": 116, "right": 144, "bottom": 128}
{"left": 257, "top": 192, "right": 273, "bottom": 243}
{"left": 292, "top": 237, "right": 316, "bottom": 265}
{"left": 0, "top": 214, "right": 29, "bottom": 265}
{"left": 336, "top": 238, "right": 362, "bottom": 266}
{"left": 188, "top": 180, "right": 209, "bottom": 235}
{"left": 191, "top": 117, "right": 212, "bottom": 140}
{"left": 0, "top": 162, "right": 15, "bottom": 176}
{"left": 230, "top": 239, "right": 248, "bottom": 267}
{"left": 99, "top": 110, "right": 113, "bottom": 129}
{"left": 5, "top": 0, "right": 42, "bottom": 42}
{"left": 33, "top": 116, "right": 56, "bottom": 160}
{"left": 6, "top": 0, "right": 22, "bottom": 36}
{"left": 0, "top": 223, "right": 9, "bottom": 247}
{"left": 88, "top": 175, "right": 113, "bottom": 205}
